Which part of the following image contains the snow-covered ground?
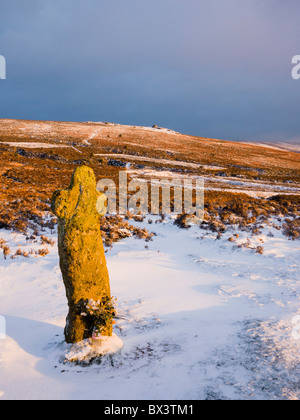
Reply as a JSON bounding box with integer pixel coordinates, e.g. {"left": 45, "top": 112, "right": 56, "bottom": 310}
{"left": 127, "top": 168, "right": 300, "bottom": 198}
{"left": 2, "top": 142, "right": 70, "bottom": 149}
{"left": 0, "top": 218, "right": 300, "bottom": 400}
{"left": 95, "top": 154, "right": 225, "bottom": 171}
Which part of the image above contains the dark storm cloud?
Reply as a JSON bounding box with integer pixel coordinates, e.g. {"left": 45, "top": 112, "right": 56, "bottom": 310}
{"left": 0, "top": 0, "right": 300, "bottom": 142}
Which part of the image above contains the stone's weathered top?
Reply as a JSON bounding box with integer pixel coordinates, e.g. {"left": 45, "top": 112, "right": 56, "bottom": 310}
{"left": 51, "top": 166, "right": 112, "bottom": 344}
{"left": 52, "top": 165, "right": 101, "bottom": 223}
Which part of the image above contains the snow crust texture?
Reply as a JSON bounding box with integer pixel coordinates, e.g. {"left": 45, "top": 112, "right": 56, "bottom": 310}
{"left": 0, "top": 216, "right": 299, "bottom": 400}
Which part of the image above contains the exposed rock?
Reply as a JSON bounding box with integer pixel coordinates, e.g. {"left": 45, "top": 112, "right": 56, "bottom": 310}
{"left": 51, "top": 166, "right": 112, "bottom": 343}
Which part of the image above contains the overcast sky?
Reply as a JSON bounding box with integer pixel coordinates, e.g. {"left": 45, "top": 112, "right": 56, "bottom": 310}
{"left": 0, "top": 0, "right": 300, "bottom": 142}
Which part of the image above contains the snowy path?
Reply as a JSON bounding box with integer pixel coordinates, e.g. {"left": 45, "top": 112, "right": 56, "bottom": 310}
{"left": 0, "top": 220, "right": 299, "bottom": 400}
{"left": 95, "top": 153, "right": 224, "bottom": 170}
{"left": 84, "top": 127, "right": 103, "bottom": 145}
{"left": 127, "top": 169, "right": 300, "bottom": 197}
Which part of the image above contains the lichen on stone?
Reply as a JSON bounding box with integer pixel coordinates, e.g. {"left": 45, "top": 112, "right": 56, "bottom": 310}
{"left": 51, "top": 166, "right": 113, "bottom": 343}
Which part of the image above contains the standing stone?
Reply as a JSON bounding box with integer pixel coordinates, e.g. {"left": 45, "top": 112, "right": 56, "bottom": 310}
{"left": 51, "top": 166, "right": 112, "bottom": 343}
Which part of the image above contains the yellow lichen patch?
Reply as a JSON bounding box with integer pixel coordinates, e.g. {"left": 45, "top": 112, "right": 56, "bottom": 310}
{"left": 51, "top": 166, "right": 112, "bottom": 344}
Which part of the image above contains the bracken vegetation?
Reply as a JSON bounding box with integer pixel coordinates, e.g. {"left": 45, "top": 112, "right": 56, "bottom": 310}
{"left": 174, "top": 191, "right": 300, "bottom": 239}
{"left": 0, "top": 144, "right": 154, "bottom": 255}
{"left": 0, "top": 119, "right": 299, "bottom": 252}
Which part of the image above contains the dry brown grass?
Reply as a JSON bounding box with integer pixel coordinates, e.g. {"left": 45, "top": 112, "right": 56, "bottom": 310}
{"left": 0, "top": 119, "right": 299, "bottom": 243}
{"left": 0, "top": 143, "right": 155, "bottom": 247}
{"left": 2, "top": 245, "right": 10, "bottom": 259}
{"left": 40, "top": 235, "right": 55, "bottom": 246}
{"left": 1, "top": 118, "right": 299, "bottom": 180}
{"left": 174, "top": 191, "right": 300, "bottom": 238}
{"left": 283, "top": 218, "right": 300, "bottom": 240}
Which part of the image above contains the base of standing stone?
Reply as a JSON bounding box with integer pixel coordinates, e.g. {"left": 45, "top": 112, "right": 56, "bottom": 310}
{"left": 63, "top": 333, "right": 124, "bottom": 364}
